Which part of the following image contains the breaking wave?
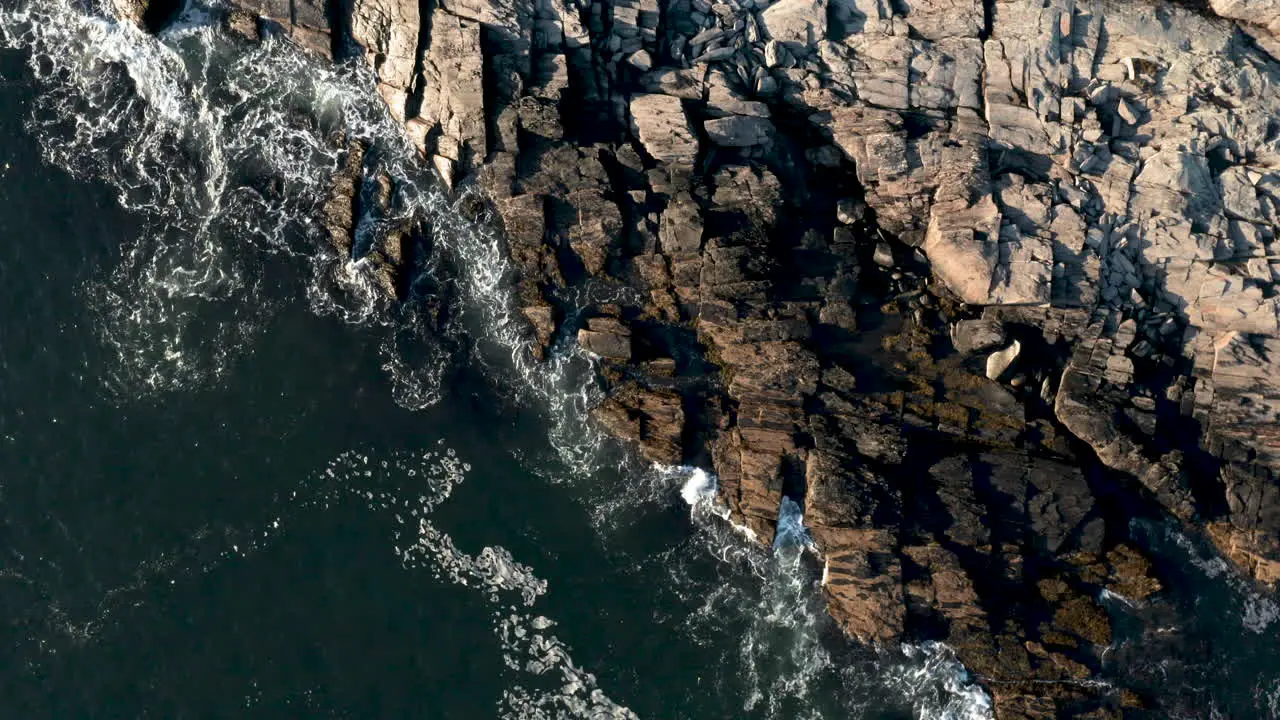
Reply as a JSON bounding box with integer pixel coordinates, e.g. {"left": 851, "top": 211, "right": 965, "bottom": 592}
{"left": 0, "top": 0, "right": 458, "bottom": 404}
{"left": 644, "top": 465, "right": 991, "bottom": 719}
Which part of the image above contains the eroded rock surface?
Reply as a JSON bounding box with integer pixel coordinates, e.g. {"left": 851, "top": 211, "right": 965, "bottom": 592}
{"left": 137, "top": 0, "right": 1280, "bottom": 713}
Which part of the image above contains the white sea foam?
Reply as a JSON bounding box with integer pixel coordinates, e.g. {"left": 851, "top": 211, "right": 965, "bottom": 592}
{"left": 0, "top": 0, "right": 456, "bottom": 403}
{"left": 52, "top": 445, "right": 636, "bottom": 716}
{"left": 679, "top": 467, "right": 717, "bottom": 509}
{"left": 1262, "top": 677, "right": 1280, "bottom": 716}
{"left": 1099, "top": 587, "right": 1138, "bottom": 609}
{"left": 773, "top": 497, "right": 815, "bottom": 552}
{"left": 888, "top": 643, "right": 993, "bottom": 720}
{"left": 656, "top": 465, "right": 993, "bottom": 720}
{"left": 1242, "top": 593, "right": 1280, "bottom": 634}
{"left": 310, "top": 448, "right": 637, "bottom": 719}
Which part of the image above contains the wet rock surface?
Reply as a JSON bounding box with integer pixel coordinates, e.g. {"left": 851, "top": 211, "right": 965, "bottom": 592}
{"left": 141, "top": 0, "right": 1280, "bottom": 714}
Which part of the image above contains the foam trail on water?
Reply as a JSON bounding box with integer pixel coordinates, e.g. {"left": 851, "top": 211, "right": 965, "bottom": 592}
{"left": 8, "top": 444, "right": 637, "bottom": 718}
{"left": 401, "top": 185, "right": 614, "bottom": 475}
{"left": 884, "top": 643, "right": 994, "bottom": 720}
{"left": 1089, "top": 518, "right": 1280, "bottom": 716}
{"left": 773, "top": 497, "right": 814, "bottom": 552}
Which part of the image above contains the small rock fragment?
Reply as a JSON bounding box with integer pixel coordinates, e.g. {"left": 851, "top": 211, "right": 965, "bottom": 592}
{"left": 627, "top": 49, "right": 653, "bottom": 71}
{"left": 836, "top": 198, "right": 864, "bottom": 225}
{"left": 952, "top": 319, "right": 1007, "bottom": 354}
{"left": 873, "top": 242, "right": 894, "bottom": 268}
{"left": 986, "top": 340, "right": 1021, "bottom": 381}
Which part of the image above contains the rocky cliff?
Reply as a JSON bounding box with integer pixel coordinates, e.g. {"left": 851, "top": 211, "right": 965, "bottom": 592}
{"left": 133, "top": 0, "right": 1280, "bottom": 715}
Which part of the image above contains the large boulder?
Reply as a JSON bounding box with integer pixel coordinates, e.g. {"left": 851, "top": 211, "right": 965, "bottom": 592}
{"left": 759, "top": 0, "right": 826, "bottom": 49}
{"left": 1209, "top": 0, "right": 1280, "bottom": 52}
{"left": 629, "top": 94, "right": 698, "bottom": 164}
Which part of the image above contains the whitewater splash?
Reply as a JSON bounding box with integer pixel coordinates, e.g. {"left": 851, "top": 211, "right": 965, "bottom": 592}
{"left": 659, "top": 465, "right": 992, "bottom": 720}
{"left": 0, "top": 0, "right": 457, "bottom": 406}
{"left": 1081, "top": 518, "right": 1280, "bottom": 717}
{"left": 1142, "top": 519, "right": 1280, "bottom": 634}
{"left": 0, "top": 2, "right": 994, "bottom": 717}
{"left": 679, "top": 467, "right": 717, "bottom": 509}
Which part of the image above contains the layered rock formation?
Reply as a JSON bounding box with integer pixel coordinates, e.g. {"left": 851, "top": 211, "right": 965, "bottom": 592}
{"left": 133, "top": 0, "right": 1280, "bottom": 715}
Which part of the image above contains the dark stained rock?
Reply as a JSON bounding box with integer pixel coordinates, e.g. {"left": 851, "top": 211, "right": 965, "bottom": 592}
{"left": 951, "top": 318, "right": 1007, "bottom": 354}
{"left": 233, "top": 0, "right": 334, "bottom": 58}
{"left": 704, "top": 116, "right": 775, "bottom": 147}
{"left": 577, "top": 317, "right": 632, "bottom": 361}
{"left": 551, "top": 189, "right": 622, "bottom": 277}
{"left": 593, "top": 383, "right": 684, "bottom": 465}
{"left": 323, "top": 140, "right": 364, "bottom": 258}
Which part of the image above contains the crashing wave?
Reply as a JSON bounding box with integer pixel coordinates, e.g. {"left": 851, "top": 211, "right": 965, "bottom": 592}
{"left": 0, "top": 0, "right": 456, "bottom": 403}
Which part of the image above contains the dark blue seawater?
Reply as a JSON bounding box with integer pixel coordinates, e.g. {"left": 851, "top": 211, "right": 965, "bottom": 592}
{"left": 0, "top": 2, "right": 1276, "bottom": 719}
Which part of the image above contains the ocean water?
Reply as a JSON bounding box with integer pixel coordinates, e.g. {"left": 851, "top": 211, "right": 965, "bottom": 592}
{"left": 0, "top": 1, "right": 1274, "bottom": 718}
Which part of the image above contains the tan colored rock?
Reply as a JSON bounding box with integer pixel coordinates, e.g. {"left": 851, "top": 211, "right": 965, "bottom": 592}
{"left": 551, "top": 189, "right": 622, "bottom": 276}
{"left": 902, "top": 544, "right": 989, "bottom": 649}
{"left": 1209, "top": 0, "right": 1280, "bottom": 53}
{"left": 1208, "top": 332, "right": 1280, "bottom": 470}
{"left": 922, "top": 196, "right": 1001, "bottom": 304}
{"left": 351, "top": 0, "right": 421, "bottom": 118}
{"left": 111, "top": 0, "right": 149, "bottom": 24}
{"left": 1208, "top": 521, "right": 1280, "bottom": 589}
{"left": 577, "top": 317, "right": 633, "bottom": 361}
{"left": 900, "top": 0, "right": 982, "bottom": 41}
{"left": 986, "top": 339, "right": 1021, "bottom": 381}
{"left": 815, "top": 528, "right": 905, "bottom": 644}
{"left": 704, "top": 116, "right": 775, "bottom": 147}
{"left": 594, "top": 384, "right": 685, "bottom": 465}
{"left": 418, "top": 12, "right": 486, "bottom": 172}
{"left": 760, "top": 0, "right": 827, "bottom": 48}
{"left": 659, "top": 192, "right": 704, "bottom": 255}
{"left": 629, "top": 94, "right": 699, "bottom": 164}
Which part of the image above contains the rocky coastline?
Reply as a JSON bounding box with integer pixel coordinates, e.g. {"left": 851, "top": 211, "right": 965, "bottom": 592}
{"left": 126, "top": 0, "right": 1280, "bottom": 715}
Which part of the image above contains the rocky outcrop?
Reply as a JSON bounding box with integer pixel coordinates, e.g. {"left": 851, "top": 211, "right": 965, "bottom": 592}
{"left": 594, "top": 382, "right": 684, "bottom": 465}
{"left": 231, "top": 0, "right": 336, "bottom": 56}
{"left": 137, "top": 0, "right": 1280, "bottom": 714}
{"left": 1208, "top": 0, "right": 1280, "bottom": 55}
{"left": 321, "top": 139, "right": 420, "bottom": 299}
